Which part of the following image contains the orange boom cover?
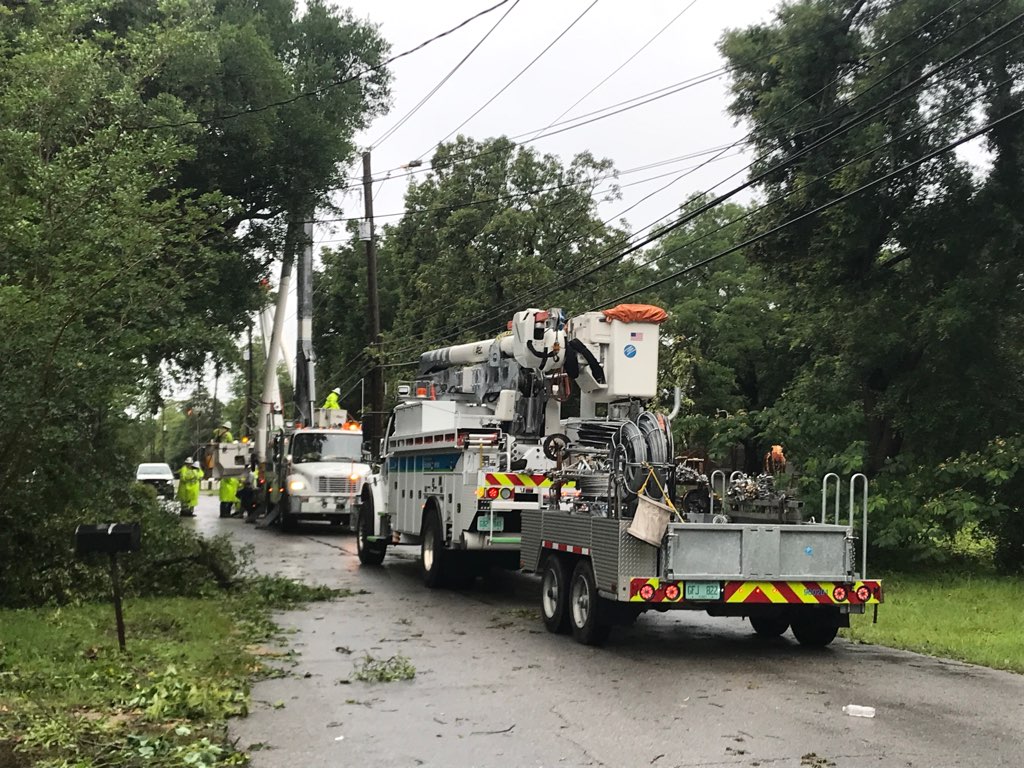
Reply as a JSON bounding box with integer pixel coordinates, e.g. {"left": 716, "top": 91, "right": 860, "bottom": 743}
{"left": 602, "top": 304, "right": 668, "bottom": 324}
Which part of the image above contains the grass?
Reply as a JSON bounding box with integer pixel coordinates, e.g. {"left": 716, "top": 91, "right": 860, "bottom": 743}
{"left": 844, "top": 571, "right": 1024, "bottom": 673}
{"left": 351, "top": 654, "right": 416, "bottom": 683}
{"left": 0, "top": 578, "right": 344, "bottom": 767}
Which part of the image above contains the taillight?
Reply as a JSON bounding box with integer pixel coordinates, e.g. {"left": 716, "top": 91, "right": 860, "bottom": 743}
{"left": 832, "top": 585, "right": 849, "bottom": 602}
{"left": 486, "top": 487, "right": 500, "bottom": 499}
{"left": 856, "top": 585, "right": 871, "bottom": 602}
{"left": 664, "top": 583, "right": 681, "bottom": 601}
{"left": 639, "top": 584, "right": 655, "bottom": 601}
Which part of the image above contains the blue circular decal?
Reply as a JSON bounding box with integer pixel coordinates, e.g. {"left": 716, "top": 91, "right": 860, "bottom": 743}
{"left": 624, "top": 344, "right": 637, "bottom": 358}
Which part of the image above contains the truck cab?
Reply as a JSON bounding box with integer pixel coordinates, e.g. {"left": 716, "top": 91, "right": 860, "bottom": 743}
{"left": 266, "top": 410, "right": 370, "bottom": 532}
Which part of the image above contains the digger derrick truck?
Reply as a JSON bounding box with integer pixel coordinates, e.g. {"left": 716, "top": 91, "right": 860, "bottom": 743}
{"left": 360, "top": 304, "right": 883, "bottom": 645}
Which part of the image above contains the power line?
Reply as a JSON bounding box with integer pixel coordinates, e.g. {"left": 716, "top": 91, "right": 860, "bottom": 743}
{"left": 371, "top": 6, "right": 1020, "bottom": 360}
{"left": 135, "top": 0, "right": 514, "bottom": 130}
{"left": 371, "top": 0, "right": 522, "bottom": 149}
{"left": 420, "top": 0, "right": 602, "bottom": 159}
{"left": 596, "top": 102, "right": 1024, "bottom": 310}
{"left": 527, "top": 0, "right": 698, "bottom": 141}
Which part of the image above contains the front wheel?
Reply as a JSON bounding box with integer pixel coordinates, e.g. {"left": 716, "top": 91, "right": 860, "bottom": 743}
{"left": 569, "top": 559, "right": 611, "bottom": 646}
{"left": 540, "top": 556, "right": 570, "bottom": 634}
{"left": 356, "top": 503, "right": 387, "bottom": 566}
{"left": 421, "top": 508, "right": 447, "bottom": 588}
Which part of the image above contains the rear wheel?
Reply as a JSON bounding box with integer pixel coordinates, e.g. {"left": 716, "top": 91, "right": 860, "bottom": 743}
{"left": 790, "top": 609, "right": 840, "bottom": 647}
{"left": 569, "top": 559, "right": 611, "bottom": 646}
{"left": 421, "top": 508, "right": 447, "bottom": 588}
{"left": 540, "top": 556, "right": 570, "bottom": 634}
{"left": 356, "top": 500, "right": 387, "bottom": 566}
{"left": 750, "top": 614, "right": 790, "bottom": 638}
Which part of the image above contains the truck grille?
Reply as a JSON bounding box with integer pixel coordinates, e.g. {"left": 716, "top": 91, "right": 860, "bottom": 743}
{"left": 318, "top": 477, "right": 357, "bottom": 495}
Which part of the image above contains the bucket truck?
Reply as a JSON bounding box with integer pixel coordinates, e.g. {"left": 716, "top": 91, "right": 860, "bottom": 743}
{"left": 359, "top": 305, "right": 882, "bottom": 645}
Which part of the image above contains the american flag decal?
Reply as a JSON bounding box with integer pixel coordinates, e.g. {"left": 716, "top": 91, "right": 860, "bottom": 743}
{"left": 630, "top": 331, "right": 644, "bottom": 341}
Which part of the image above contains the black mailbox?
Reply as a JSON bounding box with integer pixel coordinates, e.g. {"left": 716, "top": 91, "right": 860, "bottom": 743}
{"left": 74, "top": 523, "right": 141, "bottom": 556}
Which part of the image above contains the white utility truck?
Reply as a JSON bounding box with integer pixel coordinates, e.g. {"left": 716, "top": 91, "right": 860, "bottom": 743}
{"left": 359, "top": 304, "right": 882, "bottom": 645}
{"left": 262, "top": 409, "right": 371, "bottom": 532}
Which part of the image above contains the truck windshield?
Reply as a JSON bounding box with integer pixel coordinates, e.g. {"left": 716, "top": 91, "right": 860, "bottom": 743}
{"left": 290, "top": 432, "right": 362, "bottom": 463}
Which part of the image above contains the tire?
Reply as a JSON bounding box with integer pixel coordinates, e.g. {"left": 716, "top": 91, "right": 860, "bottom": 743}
{"left": 540, "top": 556, "right": 570, "bottom": 634}
{"left": 279, "top": 495, "right": 297, "bottom": 533}
{"left": 356, "top": 502, "right": 387, "bottom": 566}
{"left": 568, "top": 559, "right": 611, "bottom": 646}
{"left": 790, "top": 609, "right": 840, "bottom": 647}
{"left": 421, "top": 507, "right": 447, "bottom": 588}
{"left": 750, "top": 615, "right": 790, "bottom": 638}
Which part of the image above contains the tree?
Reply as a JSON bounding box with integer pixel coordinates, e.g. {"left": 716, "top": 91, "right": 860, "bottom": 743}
{"left": 719, "top": 0, "right": 1024, "bottom": 566}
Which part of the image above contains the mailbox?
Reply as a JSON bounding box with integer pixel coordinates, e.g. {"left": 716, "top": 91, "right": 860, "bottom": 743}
{"left": 74, "top": 523, "right": 141, "bottom": 556}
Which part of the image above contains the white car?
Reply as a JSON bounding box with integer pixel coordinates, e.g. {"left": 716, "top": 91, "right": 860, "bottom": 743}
{"left": 136, "top": 462, "right": 176, "bottom": 501}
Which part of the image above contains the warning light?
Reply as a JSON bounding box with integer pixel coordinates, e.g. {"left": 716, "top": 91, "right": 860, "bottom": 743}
{"left": 856, "top": 585, "right": 871, "bottom": 602}
{"left": 664, "top": 583, "right": 681, "bottom": 601}
{"left": 832, "top": 586, "right": 849, "bottom": 603}
{"left": 486, "top": 487, "right": 500, "bottom": 499}
{"left": 639, "top": 584, "right": 655, "bottom": 601}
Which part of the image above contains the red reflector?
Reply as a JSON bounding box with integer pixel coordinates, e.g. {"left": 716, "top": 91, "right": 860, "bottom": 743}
{"left": 486, "top": 487, "right": 500, "bottom": 499}
{"left": 856, "top": 586, "right": 871, "bottom": 602}
{"left": 639, "top": 584, "right": 655, "bottom": 601}
{"left": 832, "top": 586, "right": 848, "bottom": 602}
{"left": 665, "top": 584, "right": 680, "bottom": 601}
{"left": 534, "top": 310, "right": 550, "bottom": 322}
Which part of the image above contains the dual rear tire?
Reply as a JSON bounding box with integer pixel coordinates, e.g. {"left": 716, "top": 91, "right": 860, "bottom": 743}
{"left": 540, "top": 556, "right": 611, "bottom": 645}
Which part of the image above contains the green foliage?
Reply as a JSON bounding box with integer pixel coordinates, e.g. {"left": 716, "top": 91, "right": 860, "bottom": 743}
{"left": 0, "top": 0, "right": 392, "bottom": 605}
{"left": 0, "top": 576, "right": 341, "bottom": 765}
{"left": 845, "top": 570, "right": 1024, "bottom": 673}
{"left": 352, "top": 653, "right": 416, "bottom": 683}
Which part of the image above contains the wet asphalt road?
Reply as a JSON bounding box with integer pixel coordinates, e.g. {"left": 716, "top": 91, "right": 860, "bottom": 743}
{"left": 186, "top": 497, "right": 1024, "bottom": 768}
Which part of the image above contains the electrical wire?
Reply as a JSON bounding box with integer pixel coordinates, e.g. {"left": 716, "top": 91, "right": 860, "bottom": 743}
{"left": 371, "top": 12, "right": 1022, "bottom": 362}
{"left": 527, "top": 0, "right": 698, "bottom": 141}
{"left": 420, "top": 0, "right": 602, "bottom": 158}
{"left": 370, "top": 0, "right": 522, "bottom": 149}
{"left": 135, "top": 0, "right": 515, "bottom": 130}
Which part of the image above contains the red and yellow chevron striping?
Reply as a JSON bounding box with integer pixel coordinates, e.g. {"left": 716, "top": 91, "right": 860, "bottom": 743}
{"left": 484, "top": 473, "right": 554, "bottom": 487}
{"left": 628, "top": 578, "right": 883, "bottom": 604}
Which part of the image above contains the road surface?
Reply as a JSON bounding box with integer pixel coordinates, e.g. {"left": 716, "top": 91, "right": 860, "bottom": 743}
{"left": 186, "top": 497, "right": 1024, "bottom": 768}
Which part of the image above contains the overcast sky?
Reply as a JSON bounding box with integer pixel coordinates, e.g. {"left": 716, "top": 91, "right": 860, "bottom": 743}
{"left": 312, "top": 0, "right": 778, "bottom": 251}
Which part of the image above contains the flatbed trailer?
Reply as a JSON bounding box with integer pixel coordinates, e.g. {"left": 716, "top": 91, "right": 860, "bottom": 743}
{"left": 521, "top": 476, "right": 882, "bottom": 646}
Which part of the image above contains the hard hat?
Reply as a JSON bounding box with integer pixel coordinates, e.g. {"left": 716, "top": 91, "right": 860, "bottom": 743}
{"left": 186, "top": 457, "right": 195, "bottom": 465}
{"left": 221, "top": 421, "right": 231, "bottom": 430}
{"left": 331, "top": 388, "right": 340, "bottom": 396}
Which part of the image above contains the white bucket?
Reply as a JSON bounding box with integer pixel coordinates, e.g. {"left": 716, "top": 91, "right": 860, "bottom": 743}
{"left": 627, "top": 493, "right": 673, "bottom": 546}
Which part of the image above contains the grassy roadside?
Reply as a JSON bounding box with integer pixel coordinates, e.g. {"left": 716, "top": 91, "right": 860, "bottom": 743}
{"left": 0, "top": 577, "right": 343, "bottom": 767}
{"left": 843, "top": 572, "right": 1024, "bottom": 674}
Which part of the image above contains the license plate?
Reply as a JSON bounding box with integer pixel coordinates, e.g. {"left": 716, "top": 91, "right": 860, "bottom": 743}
{"left": 684, "top": 581, "right": 721, "bottom": 601}
{"left": 478, "top": 515, "right": 504, "bottom": 532}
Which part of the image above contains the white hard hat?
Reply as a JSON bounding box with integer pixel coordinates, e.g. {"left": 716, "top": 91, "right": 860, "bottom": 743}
{"left": 221, "top": 421, "right": 231, "bottom": 430}
{"left": 186, "top": 457, "right": 195, "bottom": 465}
{"left": 331, "top": 388, "right": 340, "bottom": 396}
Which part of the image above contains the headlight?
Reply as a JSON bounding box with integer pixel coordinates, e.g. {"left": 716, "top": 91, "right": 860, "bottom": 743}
{"left": 349, "top": 472, "right": 362, "bottom": 482}
{"left": 288, "top": 479, "right": 306, "bottom": 492}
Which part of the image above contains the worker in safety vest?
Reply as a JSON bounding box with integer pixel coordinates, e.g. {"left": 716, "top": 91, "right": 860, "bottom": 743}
{"left": 177, "top": 458, "right": 202, "bottom": 517}
{"left": 322, "top": 388, "right": 341, "bottom": 409}
{"left": 218, "top": 475, "right": 238, "bottom": 518}
{"left": 212, "top": 421, "right": 234, "bottom": 442}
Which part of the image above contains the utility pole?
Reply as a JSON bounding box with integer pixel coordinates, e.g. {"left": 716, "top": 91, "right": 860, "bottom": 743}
{"left": 362, "top": 150, "right": 383, "bottom": 456}
{"left": 294, "top": 214, "right": 316, "bottom": 424}
{"left": 240, "top": 323, "right": 254, "bottom": 437}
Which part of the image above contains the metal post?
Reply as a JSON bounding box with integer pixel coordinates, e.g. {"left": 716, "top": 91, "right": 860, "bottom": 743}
{"left": 362, "top": 150, "right": 383, "bottom": 457}
{"left": 294, "top": 215, "right": 316, "bottom": 424}
{"left": 109, "top": 552, "right": 126, "bottom": 652}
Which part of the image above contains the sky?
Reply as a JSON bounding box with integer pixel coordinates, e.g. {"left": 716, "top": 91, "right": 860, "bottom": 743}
{"left": 312, "top": 0, "right": 778, "bottom": 253}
